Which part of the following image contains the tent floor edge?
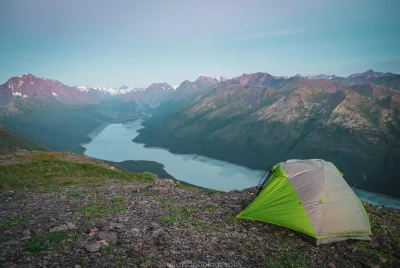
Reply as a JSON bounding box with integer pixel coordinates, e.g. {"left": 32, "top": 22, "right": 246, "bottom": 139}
{"left": 297, "top": 232, "right": 372, "bottom": 246}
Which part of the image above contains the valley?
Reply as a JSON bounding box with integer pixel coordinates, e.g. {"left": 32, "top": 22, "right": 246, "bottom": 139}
{"left": 1, "top": 70, "right": 399, "bottom": 198}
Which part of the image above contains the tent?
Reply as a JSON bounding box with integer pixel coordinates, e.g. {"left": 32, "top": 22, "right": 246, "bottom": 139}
{"left": 237, "top": 159, "right": 372, "bottom": 245}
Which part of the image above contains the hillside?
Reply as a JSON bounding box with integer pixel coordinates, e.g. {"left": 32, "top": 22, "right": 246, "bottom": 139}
{"left": 0, "top": 152, "right": 399, "bottom": 267}
{"left": 135, "top": 74, "right": 400, "bottom": 198}
{"left": 0, "top": 125, "right": 48, "bottom": 154}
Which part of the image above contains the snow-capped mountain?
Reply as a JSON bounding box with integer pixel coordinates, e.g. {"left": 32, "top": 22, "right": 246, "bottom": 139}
{"left": 74, "top": 85, "right": 145, "bottom": 95}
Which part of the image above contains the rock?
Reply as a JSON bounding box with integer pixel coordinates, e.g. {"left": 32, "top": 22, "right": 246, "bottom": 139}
{"left": 85, "top": 241, "right": 102, "bottom": 253}
{"left": 150, "top": 222, "right": 160, "bottom": 230}
{"left": 50, "top": 222, "right": 76, "bottom": 232}
{"left": 99, "top": 240, "right": 109, "bottom": 246}
{"left": 23, "top": 230, "right": 31, "bottom": 237}
{"left": 74, "top": 265, "right": 82, "bottom": 268}
{"left": 75, "top": 240, "right": 88, "bottom": 248}
{"left": 101, "top": 222, "right": 112, "bottom": 231}
{"left": 2, "top": 240, "right": 20, "bottom": 246}
{"left": 327, "top": 263, "right": 336, "bottom": 268}
{"left": 97, "top": 231, "right": 118, "bottom": 244}
{"left": 179, "top": 260, "right": 192, "bottom": 266}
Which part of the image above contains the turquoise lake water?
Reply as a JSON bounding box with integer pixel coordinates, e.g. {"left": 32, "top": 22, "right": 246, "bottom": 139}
{"left": 82, "top": 121, "right": 400, "bottom": 209}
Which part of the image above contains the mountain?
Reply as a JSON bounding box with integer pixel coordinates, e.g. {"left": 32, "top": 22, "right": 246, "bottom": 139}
{"left": 1, "top": 70, "right": 400, "bottom": 196}
{"left": 0, "top": 74, "right": 120, "bottom": 153}
{"left": 75, "top": 85, "right": 146, "bottom": 96}
{"left": 340, "top": 70, "right": 400, "bottom": 90}
{"left": 134, "top": 72, "right": 400, "bottom": 197}
{"left": 0, "top": 125, "right": 48, "bottom": 154}
{"left": 172, "top": 76, "right": 226, "bottom": 100}
{"left": 0, "top": 73, "right": 97, "bottom": 110}
{"left": 122, "top": 82, "right": 175, "bottom": 109}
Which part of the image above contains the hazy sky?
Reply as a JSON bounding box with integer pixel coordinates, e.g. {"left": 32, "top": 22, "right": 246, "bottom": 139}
{"left": 1, "top": 0, "right": 399, "bottom": 87}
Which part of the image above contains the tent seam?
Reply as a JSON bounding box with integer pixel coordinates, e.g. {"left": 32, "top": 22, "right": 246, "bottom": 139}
{"left": 317, "top": 160, "right": 327, "bottom": 237}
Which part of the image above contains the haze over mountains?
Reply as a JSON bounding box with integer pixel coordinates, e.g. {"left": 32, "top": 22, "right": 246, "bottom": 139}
{"left": 1, "top": 70, "right": 399, "bottom": 197}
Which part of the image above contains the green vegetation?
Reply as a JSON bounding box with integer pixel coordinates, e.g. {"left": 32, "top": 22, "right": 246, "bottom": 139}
{"left": 0, "top": 152, "right": 155, "bottom": 190}
{"left": 74, "top": 201, "right": 126, "bottom": 219}
{"left": 204, "top": 204, "right": 216, "bottom": 212}
{"left": 111, "top": 197, "right": 126, "bottom": 203}
{"left": 23, "top": 231, "right": 72, "bottom": 255}
{"left": 0, "top": 237, "right": 11, "bottom": 243}
{"left": 154, "top": 197, "right": 179, "bottom": 205}
{"left": 160, "top": 205, "right": 222, "bottom": 232}
{"left": 0, "top": 218, "right": 28, "bottom": 228}
{"left": 203, "top": 189, "right": 222, "bottom": 195}
{"left": 0, "top": 125, "right": 48, "bottom": 155}
{"left": 267, "top": 250, "right": 314, "bottom": 268}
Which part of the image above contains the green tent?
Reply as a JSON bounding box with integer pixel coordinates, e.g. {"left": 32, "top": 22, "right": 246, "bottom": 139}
{"left": 237, "top": 159, "right": 372, "bottom": 245}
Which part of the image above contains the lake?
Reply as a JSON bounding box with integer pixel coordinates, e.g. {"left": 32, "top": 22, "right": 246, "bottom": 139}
{"left": 82, "top": 121, "right": 400, "bottom": 209}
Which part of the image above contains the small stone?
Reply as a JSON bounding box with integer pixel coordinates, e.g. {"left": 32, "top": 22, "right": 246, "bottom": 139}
{"left": 334, "top": 254, "right": 338, "bottom": 258}
{"left": 379, "top": 257, "right": 388, "bottom": 263}
{"left": 75, "top": 240, "right": 88, "bottom": 248}
{"left": 85, "top": 241, "right": 102, "bottom": 253}
{"left": 166, "top": 263, "right": 174, "bottom": 268}
{"left": 101, "top": 222, "right": 112, "bottom": 231}
{"left": 99, "top": 240, "right": 109, "bottom": 246}
{"left": 3, "top": 240, "right": 20, "bottom": 246}
{"left": 123, "top": 239, "right": 130, "bottom": 243}
{"left": 23, "top": 230, "right": 31, "bottom": 237}
{"left": 50, "top": 222, "right": 76, "bottom": 232}
{"left": 74, "top": 265, "right": 82, "bottom": 268}
{"left": 150, "top": 222, "right": 160, "bottom": 230}
{"left": 97, "top": 231, "right": 118, "bottom": 244}
{"left": 179, "top": 260, "right": 192, "bottom": 266}
{"left": 327, "top": 263, "right": 336, "bottom": 268}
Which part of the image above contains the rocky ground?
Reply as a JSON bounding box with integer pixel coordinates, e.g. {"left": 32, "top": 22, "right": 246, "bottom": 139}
{"left": 1, "top": 178, "right": 399, "bottom": 268}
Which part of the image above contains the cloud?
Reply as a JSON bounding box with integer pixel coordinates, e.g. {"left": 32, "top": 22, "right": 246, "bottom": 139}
{"left": 244, "top": 28, "right": 305, "bottom": 40}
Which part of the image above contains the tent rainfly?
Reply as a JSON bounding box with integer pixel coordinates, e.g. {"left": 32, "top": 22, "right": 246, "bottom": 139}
{"left": 237, "top": 159, "right": 372, "bottom": 245}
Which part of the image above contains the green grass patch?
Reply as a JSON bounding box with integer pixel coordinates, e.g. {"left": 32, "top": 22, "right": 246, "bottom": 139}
{"left": 0, "top": 155, "right": 155, "bottom": 190}
{"left": 268, "top": 250, "right": 314, "bottom": 268}
{"left": 0, "top": 218, "right": 28, "bottom": 228}
{"left": 101, "top": 244, "right": 117, "bottom": 254}
{"left": 204, "top": 204, "right": 216, "bottom": 212}
{"left": 160, "top": 205, "right": 223, "bottom": 232}
{"left": 154, "top": 197, "right": 179, "bottom": 205}
{"left": 74, "top": 201, "right": 126, "bottom": 219}
{"left": 111, "top": 197, "right": 126, "bottom": 203}
{"left": 203, "top": 189, "right": 222, "bottom": 195}
{"left": 0, "top": 237, "right": 11, "bottom": 243}
{"left": 223, "top": 215, "right": 238, "bottom": 224}
{"left": 23, "top": 231, "right": 70, "bottom": 255}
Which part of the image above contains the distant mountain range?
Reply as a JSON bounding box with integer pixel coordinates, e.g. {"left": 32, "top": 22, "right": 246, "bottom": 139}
{"left": 0, "top": 69, "right": 399, "bottom": 197}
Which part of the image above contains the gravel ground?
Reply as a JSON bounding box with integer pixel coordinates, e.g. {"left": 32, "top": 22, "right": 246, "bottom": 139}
{"left": 0, "top": 180, "right": 399, "bottom": 268}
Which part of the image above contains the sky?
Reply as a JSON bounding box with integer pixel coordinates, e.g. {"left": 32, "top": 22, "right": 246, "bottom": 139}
{"left": 0, "top": 0, "right": 399, "bottom": 88}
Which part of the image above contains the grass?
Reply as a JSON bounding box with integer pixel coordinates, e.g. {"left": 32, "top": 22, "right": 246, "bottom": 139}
{"left": 267, "top": 250, "right": 314, "bottom": 268}
{"left": 0, "top": 218, "right": 28, "bottom": 228}
{"left": 23, "top": 231, "right": 71, "bottom": 255}
{"left": 154, "top": 197, "right": 179, "bottom": 205}
{"left": 203, "top": 189, "right": 222, "bottom": 195}
{"left": 0, "top": 237, "right": 11, "bottom": 243}
{"left": 74, "top": 201, "right": 126, "bottom": 219}
{"left": 204, "top": 204, "right": 216, "bottom": 212}
{"left": 67, "top": 190, "right": 95, "bottom": 198}
{"left": 160, "top": 205, "right": 223, "bottom": 232}
{"left": 0, "top": 152, "right": 155, "bottom": 190}
{"left": 111, "top": 197, "right": 126, "bottom": 203}
{"left": 79, "top": 257, "right": 89, "bottom": 267}
{"left": 101, "top": 244, "right": 117, "bottom": 254}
